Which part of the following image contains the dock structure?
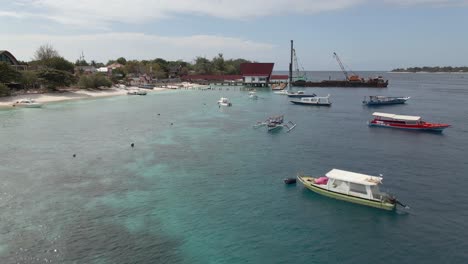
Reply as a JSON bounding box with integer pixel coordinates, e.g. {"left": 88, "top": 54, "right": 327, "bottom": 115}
{"left": 181, "top": 62, "right": 287, "bottom": 88}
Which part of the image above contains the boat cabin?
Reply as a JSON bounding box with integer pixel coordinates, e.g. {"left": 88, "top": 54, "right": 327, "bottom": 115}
{"left": 372, "top": 112, "right": 421, "bottom": 125}
{"left": 323, "top": 169, "right": 386, "bottom": 201}
{"left": 300, "top": 96, "right": 330, "bottom": 104}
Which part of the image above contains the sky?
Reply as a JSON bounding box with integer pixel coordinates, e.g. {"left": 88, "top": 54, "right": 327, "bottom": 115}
{"left": 1, "top": 0, "right": 467, "bottom": 70}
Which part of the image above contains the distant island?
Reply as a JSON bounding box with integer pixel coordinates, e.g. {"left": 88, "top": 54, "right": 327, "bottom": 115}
{"left": 391, "top": 66, "right": 468, "bottom": 73}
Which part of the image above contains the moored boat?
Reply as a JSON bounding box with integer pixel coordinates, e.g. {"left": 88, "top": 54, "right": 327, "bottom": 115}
{"left": 290, "top": 95, "right": 331, "bottom": 106}
{"left": 368, "top": 112, "right": 450, "bottom": 132}
{"left": 253, "top": 115, "right": 296, "bottom": 133}
{"left": 297, "top": 169, "right": 407, "bottom": 210}
{"left": 363, "top": 96, "right": 410, "bottom": 106}
{"left": 287, "top": 91, "right": 316, "bottom": 98}
{"left": 274, "top": 89, "right": 289, "bottom": 95}
{"left": 293, "top": 77, "right": 389, "bottom": 88}
{"left": 266, "top": 115, "right": 285, "bottom": 132}
{"left": 217, "top": 97, "right": 232, "bottom": 106}
{"left": 248, "top": 91, "right": 258, "bottom": 99}
{"left": 12, "top": 98, "right": 43, "bottom": 108}
{"left": 127, "top": 90, "right": 147, "bottom": 95}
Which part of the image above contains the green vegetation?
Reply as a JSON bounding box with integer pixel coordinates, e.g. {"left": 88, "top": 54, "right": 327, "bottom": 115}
{"left": 392, "top": 66, "right": 468, "bottom": 73}
{"left": 0, "top": 83, "right": 11, "bottom": 96}
{"left": 20, "top": 71, "right": 40, "bottom": 89}
{"left": 78, "top": 74, "right": 112, "bottom": 89}
{"left": 1, "top": 44, "right": 252, "bottom": 97}
{"left": 37, "top": 69, "right": 75, "bottom": 90}
{"left": 0, "top": 62, "right": 21, "bottom": 83}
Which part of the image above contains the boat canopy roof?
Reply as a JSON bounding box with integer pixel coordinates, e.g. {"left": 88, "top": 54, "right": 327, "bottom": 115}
{"left": 325, "top": 169, "right": 383, "bottom": 186}
{"left": 372, "top": 112, "right": 421, "bottom": 121}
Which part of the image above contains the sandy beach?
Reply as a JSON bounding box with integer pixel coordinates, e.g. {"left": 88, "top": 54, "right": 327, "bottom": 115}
{"left": 0, "top": 87, "right": 167, "bottom": 108}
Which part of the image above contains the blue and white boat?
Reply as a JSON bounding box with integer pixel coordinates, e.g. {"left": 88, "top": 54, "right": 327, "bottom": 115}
{"left": 363, "top": 96, "right": 410, "bottom": 106}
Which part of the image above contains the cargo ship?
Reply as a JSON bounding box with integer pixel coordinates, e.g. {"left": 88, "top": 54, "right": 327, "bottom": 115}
{"left": 288, "top": 44, "right": 389, "bottom": 88}
{"left": 293, "top": 77, "right": 388, "bottom": 88}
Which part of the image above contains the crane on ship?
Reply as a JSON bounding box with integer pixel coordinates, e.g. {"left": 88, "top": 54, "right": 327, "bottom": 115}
{"left": 333, "top": 52, "right": 361, "bottom": 82}
{"left": 293, "top": 48, "right": 306, "bottom": 81}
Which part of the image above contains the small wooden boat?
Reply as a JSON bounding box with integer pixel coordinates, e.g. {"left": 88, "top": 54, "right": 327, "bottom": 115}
{"left": 298, "top": 169, "right": 408, "bottom": 210}
{"left": 254, "top": 115, "right": 296, "bottom": 133}
{"left": 127, "top": 90, "right": 147, "bottom": 95}
{"left": 363, "top": 96, "right": 410, "bottom": 106}
{"left": 368, "top": 112, "right": 450, "bottom": 132}
{"left": 290, "top": 95, "right": 331, "bottom": 106}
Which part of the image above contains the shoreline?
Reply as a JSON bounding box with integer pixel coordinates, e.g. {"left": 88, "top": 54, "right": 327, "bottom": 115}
{"left": 0, "top": 87, "right": 168, "bottom": 108}
{"left": 389, "top": 71, "right": 468, "bottom": 74}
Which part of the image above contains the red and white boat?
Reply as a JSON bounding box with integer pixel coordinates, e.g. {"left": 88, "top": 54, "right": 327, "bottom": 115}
{"left": 369, "top": 112, "right": 450, "bottom": 132}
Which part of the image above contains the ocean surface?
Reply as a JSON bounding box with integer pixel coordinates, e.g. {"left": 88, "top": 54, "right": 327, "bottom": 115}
{"left": 1, "top": 71, "right": 468, "bottom": 263}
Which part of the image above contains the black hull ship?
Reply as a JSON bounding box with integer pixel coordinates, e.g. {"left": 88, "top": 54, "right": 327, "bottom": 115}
{"left": 293, "top": 78, "right": 388, "bottom": 88}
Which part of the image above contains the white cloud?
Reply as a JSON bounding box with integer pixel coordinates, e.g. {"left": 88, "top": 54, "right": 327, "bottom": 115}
{"left": 1, "top": 32, "right": 276, "bottom": 63}
{"left": 0, "top": 11, "right": 25, "bottom": 18}
{"left": 385, "top": 0, "right": 468, "bottom": 6}
{"left": 6, "top": 0, "right": 364, "bottom": 27}
{"left": 3, "top": 0, "right": 467, "bottom": 28}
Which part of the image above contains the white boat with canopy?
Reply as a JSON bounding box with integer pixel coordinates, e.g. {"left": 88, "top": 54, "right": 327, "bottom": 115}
{"left": 12, "top": 98, "right": 43, "bottom": 108}
{"left": 297, "top": 169, "right": 408, "bottom": 210}
{"left": 217, "top": 97, "right": 232, "bottom": 107}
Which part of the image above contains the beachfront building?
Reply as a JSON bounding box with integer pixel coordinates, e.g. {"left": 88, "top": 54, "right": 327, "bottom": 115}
{"left": 0, "top": 50, "right": 27, "bottom": 70}
{"left": 270, "top": 75, "right": 289, "bottom": 84}
{"left": 181, "top": 62, "right": 285, "bottom": 87}
{"left": 75, "top": 66, "right": 97, "bottom": 75}
{"left": 241, "top": 63, "right": 274, "bottom": 87}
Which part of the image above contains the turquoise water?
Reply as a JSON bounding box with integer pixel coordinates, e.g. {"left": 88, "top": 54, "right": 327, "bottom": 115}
{"left": 1, "top": 72, "right": 468, "bottom": 263}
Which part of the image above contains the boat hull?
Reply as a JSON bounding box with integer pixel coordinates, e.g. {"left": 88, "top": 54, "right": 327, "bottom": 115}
{"left": 287, "top": 94, "right": 316, "bottom": 98}
{"left": 268, "top": 125, "right": 283, "bottom": 132}
{"left": 364, "top": 99, "right": 407, "bottom": 105}
{"left": 369, "top": 121, "right": 449, "bottom": 132}
{"left": 297, "top": 176, "right": 396, "bottom": 210}
{"left": 293, "top": 80, "right": 388, "bottom": 88}
{"left": 14, "top": 104, "right": 42, "bottom": 108}
{"left": 290, "top": 101, "right": 331, "bottom": 106}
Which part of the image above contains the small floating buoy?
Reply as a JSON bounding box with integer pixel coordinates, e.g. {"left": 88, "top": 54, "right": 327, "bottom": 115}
{"left": 72, "top": 154, "right": 76, "bottom": 158}
{"left": 284, "top": 178, "right": 296, "bottom": 184}
{"left": 170, "top": 123, "right": 173, "bottom": 125}
{"left": 131, "top": 143, "right": 134, "bottom": 148}
{"left": 157, "top": 113, "right": 160, "bottom": 116}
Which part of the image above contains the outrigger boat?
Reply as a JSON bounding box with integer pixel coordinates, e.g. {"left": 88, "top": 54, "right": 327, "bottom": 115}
{"left": 254, "top": 115, "right": 296, "bottom": 133}
{"left": 290, "top": 95, "right": 331, "bottom": 106}
{"left": 363, "top": 96, "right": 410, "bottom": 106}
{"left": 297, "top": 169, "right": 408, "bottom": 210}
{"left": 369, "top": 112, "right": 450, "bottom": 132}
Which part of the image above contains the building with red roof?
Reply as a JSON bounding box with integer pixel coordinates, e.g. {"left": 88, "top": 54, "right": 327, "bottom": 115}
{"left": 181, "top": 62, "right": 284, "bottom": 87}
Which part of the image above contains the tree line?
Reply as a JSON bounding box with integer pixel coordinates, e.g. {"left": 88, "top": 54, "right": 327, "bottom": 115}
{"left": 392, "top": 66, "right": 468, "bottom": 73}
{"left": 0, "top": 44, "right": 251, "bottom": 96}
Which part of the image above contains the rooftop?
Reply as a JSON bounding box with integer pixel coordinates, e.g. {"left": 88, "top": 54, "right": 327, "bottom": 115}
{"left": 373, "top": 112, "right": 421, "bottom": 121}
{"left": 326, "top": 169, "right": 383, "bottom": 186}
{"left": 240, "top": 63, "right": 274, "bottom": 76}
